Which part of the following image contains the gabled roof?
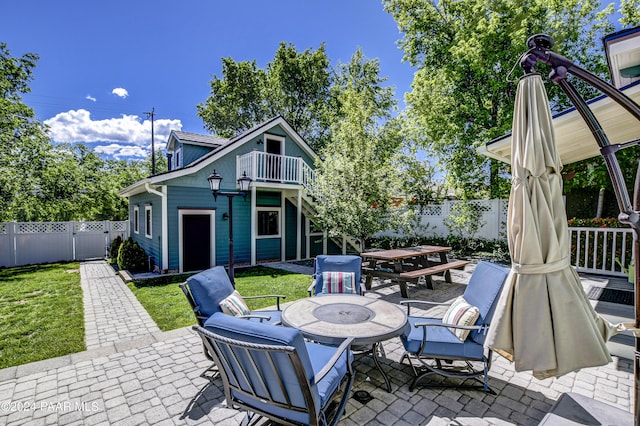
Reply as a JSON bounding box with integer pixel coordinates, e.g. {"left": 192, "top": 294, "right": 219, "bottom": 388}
{"left": 166, "top": 130, "right": 229, "bottom": 151}
{"left": 478, "top": 80, "right": 640, "bottom": 165}
{"left": 119, "top": 115, "right": 317, "bottom": 197}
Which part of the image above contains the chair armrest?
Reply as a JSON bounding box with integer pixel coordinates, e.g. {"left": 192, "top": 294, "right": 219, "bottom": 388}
{"left": 243, "top": 294, "right": 287, "bottom": 310}
{"left": 313, "top": 337, "right": 355, "bottom": 383}
{"left": 239, "top": 314, "right": 272, "bottom": 322}
{"left": 413, "top": 321, "right": 482, "bottom": 331}
{"left": 307, "top": 279, "right": 317, "bottom": 297}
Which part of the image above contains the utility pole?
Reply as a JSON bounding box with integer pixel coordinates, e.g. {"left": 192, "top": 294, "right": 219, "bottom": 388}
{"left": 144, "top": 107, "right": 156, "bottom": 175}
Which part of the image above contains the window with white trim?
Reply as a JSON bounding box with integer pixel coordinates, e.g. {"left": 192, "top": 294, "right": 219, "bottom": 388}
{"left": 145, "top": 205, "right": 152, "bottom": 238}
{"left": 133, "top": 206, "right": 139, "bottom": 234}
{"left": 174, "top": 147, "right": 181, "bottom": 169}
{"left": 256, "top": 207, "right": 281, "bottom": 238}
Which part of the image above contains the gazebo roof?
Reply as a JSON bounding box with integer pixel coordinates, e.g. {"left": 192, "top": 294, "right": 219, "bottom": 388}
{"left": 478, "top": 80, "right": 640, "bottom": 165}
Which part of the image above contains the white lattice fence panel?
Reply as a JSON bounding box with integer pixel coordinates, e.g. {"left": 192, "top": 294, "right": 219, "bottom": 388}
{"left": 1, "top": 221, "right": 128, "bottom": 267}
{"left": 74, "top": 221, "right": 106, "bottom": 233}
{"left": 17, "top": 222, "right": 70, "bottom": 234}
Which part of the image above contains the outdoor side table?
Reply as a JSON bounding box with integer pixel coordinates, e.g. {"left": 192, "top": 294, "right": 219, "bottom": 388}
{"left": 281, "top": 294, "right": 408, "bottom": 392}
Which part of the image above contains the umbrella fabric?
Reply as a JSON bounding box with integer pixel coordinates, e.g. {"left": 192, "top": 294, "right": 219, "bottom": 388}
{"left": 485, "top": 73, "right": 618, "bottom": 380}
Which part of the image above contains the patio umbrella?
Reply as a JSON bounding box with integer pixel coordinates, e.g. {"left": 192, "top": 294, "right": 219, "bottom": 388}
{"left": 485, "top": 73, "right": 621, "bottom": 380}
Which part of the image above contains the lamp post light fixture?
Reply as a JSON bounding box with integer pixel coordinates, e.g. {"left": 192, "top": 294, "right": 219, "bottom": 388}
{"left": 207, "top": 170, "right": 252, "bottom": 285}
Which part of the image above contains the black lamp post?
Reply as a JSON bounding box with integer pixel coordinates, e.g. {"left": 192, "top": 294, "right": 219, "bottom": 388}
{"left": 207, "top": 169, "right": 252, "bottom": 285}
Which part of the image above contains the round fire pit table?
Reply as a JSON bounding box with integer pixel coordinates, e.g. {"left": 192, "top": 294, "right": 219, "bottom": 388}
{"left": 281, "top": 295, "right": 408, "bottom": 391}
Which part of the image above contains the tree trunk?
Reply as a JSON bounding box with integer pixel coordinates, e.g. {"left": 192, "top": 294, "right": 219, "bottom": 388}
{"left": 596, "top": 187, "right": 605, "bottom": 218}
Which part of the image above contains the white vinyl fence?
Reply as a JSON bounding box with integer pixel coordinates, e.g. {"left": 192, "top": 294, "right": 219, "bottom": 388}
{"left": 379, "top": 199, "right": 509, "bottom": 241}
{"left": 0, "top": 221, "right": 128, "bottom": 268}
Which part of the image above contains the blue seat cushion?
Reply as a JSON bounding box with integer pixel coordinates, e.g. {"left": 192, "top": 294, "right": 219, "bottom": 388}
{"left": 240, "top": 341, "right": 352, "bottom": 424}
{"left": 306, "top": 341, "right": 351, "bottom": 408}
{"left": 462, "top": 261, "right": 509, "bottom": 345}
{"left": 313, "top": 255, "right": 362, "bottom": 295}
{"left": 401, "top": 317, "right": 484, "bottom": 360}
{"left": 187, "top": 266, "right": 234, "bottom": 317}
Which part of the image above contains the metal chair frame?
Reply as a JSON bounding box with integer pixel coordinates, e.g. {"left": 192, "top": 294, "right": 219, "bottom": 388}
{"left": 193, "top": 325, "right": 354, "bottom": 426}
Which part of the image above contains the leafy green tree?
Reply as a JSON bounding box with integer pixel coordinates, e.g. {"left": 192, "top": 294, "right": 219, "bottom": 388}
{"left": 311, "top": 49, "right": 421, "bottom": 249}
{"left": 0, "top": 43, "right": 51, "bottom": 222}
{"left": 383, "top": 0, "right": 633, "bottom": 199}
{"left": 197, "top": 58, "right": 267, "bottom": 138}
{"left": 197, "top": 43, "right": 332, "bottom": 151}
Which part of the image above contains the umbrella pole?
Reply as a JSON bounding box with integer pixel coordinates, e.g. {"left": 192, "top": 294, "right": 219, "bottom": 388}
{"left": 522, "top": 34, "right": 640, "bottom": 423}
{"left": 633, "top": 161, "right": 640, "bottom": 422}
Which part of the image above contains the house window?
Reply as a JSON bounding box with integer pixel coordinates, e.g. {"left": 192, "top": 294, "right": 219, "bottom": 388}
{"left": 133, "top": 206, "right": 139, "bottom": 234}
{"left": 174, "top": 147, "right": 181, "bottom": 169}
{"left": 256, "top": 207, "right": 280, "bottom": 238}
{"left": 145, "top": 205, "right": 152, "bottom": 239}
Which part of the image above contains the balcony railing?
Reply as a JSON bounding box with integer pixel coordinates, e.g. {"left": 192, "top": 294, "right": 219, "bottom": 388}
{"left": 237, "top": 151, "right": 314, "bottom": 191}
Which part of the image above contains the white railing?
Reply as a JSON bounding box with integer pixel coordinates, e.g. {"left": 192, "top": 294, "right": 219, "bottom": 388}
{"left": 569, "top": 226, "right": 634, "bottom": 277}
{"left": 237, "top": 152, "right": 314, "bottom": 191}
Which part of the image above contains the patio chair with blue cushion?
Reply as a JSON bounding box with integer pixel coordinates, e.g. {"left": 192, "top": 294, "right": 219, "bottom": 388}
{"left": 180, "top": 266, "right": 286, "bottom": 373}
{"left": 180, "top": 266, "right": 286, "bottom": 327}
{"left": 308, "top": 255, "right": 363, "bottom": 296}
{"left": 399, "top": 261, "right": 509, "bottom": 393}
{"left": 193, "top": 313, "right": 354, "bottom": 426}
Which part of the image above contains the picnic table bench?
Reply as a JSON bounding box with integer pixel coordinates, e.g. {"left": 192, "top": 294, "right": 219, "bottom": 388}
{"left": 361, "top": 246, "right": 469, "bottom": 298}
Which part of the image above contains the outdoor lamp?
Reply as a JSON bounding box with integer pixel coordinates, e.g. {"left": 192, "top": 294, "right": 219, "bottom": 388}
{"left": 237, "top": 172, "right": 251, "bottom": 194}
{"left": 206, "top": 169, "right": 253, "bottom": 285}
{"left": 207, "top": 169, "right": 223, "bottom": 199}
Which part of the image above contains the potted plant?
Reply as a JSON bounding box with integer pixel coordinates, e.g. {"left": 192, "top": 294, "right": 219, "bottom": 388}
{"left": 615, "top": 257, "right": 635, "bottom": 284}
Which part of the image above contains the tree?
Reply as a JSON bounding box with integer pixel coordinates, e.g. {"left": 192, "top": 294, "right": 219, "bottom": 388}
{"left": 197, "top": 43, "right": 332, "bottom": 151}
{"left": 311, "top": 49, "right": 422, "bottom": 249}
{"left": 382, "top": 0, "right": 631, "bottom": 199}
{"left": 0, "top": 43, "right": 51, "bottom": 222}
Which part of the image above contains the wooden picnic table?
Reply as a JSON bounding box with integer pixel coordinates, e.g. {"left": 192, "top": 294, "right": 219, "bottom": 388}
{"left": 360, "top": 245, "right": 469, "bottom": 298}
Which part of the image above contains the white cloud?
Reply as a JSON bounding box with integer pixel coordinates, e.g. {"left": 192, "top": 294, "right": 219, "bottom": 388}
{"left": 111, "top": 87, "right": 129, "bottom": 98}
{"left": 86, "top": 95, "right": 97, "bottom": 102}
{"left": 44, "top": 109, "right": 182, "bottom": 158}
{"left": 94, "top": 144, "right": 148, "bottom": 160}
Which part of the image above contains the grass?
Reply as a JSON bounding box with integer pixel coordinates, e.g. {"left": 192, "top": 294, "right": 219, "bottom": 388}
{"left": 129, "top": 266, "right": 311, "bottom": 331}
{"left": 0, "top": 263, "right": 84, "bottom": 369}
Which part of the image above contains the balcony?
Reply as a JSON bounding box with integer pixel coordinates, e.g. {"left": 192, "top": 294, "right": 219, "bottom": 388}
{"left": 236, "top": 151, "right": 314, "bottom": 190}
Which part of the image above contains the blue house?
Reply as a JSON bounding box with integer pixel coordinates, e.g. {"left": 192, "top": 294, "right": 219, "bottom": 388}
{"left": 119, "top": 116, "right": 353, "bottom": 273}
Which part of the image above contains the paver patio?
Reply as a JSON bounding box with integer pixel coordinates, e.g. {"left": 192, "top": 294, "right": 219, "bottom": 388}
{"left": 0, "top": 260, "right": 633, "bottom": 425}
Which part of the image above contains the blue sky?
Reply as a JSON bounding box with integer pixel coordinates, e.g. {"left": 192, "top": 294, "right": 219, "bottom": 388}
{"left": 2, "top": 1, "right": 414, "bottom": 160}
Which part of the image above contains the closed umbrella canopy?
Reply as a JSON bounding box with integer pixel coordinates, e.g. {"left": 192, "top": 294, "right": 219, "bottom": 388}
{"left": 485, "top": 73, "right": 619, "bottom": 380}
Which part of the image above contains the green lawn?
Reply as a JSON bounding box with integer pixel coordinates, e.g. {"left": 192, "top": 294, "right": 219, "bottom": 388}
{"left": 129, "top": 266, "right": 311, "bottom": 331}
{"left": 0, "top": 263, "right": 84, "bottom": 369}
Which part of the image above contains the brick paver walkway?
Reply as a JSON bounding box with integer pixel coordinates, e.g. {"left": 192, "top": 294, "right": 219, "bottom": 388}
{"left": 0, "top": 261, "right": 634, "bottom": 425}
{"left": 81, "top": 261, "right": 160, "bottom": 349}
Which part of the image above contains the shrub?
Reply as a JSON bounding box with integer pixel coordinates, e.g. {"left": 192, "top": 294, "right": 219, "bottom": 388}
{"left": 117, "top": 237, "right": 148, "bottom": 272}
{"left": 567, "top": 217, "right": 628, "bottom": 228}
{"left": 109, "top": 235, "right": 123, "bottom": 259}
